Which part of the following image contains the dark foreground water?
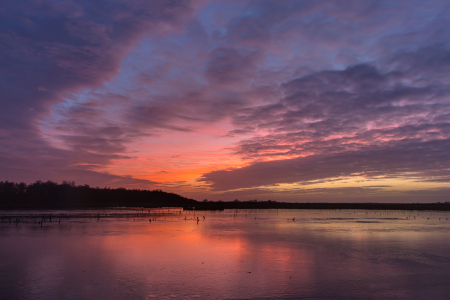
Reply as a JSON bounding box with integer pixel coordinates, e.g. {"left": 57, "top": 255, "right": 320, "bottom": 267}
{"left": 1, "top": 209, "right": 450, "bottom": 299}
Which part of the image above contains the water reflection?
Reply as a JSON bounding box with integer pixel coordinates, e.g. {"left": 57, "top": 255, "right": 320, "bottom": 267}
{"left": 1, "top": 209, "right": 450, "bottom": 299}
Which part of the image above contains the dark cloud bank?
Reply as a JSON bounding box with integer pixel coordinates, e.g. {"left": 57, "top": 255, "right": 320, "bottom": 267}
{"left": 201, "top": 139, "right": 450, "bottom": 190}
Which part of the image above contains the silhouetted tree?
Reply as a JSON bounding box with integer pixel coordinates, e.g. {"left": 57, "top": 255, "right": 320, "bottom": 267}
{"left": 0, "top": 181, "right": 197, "bottom": 209}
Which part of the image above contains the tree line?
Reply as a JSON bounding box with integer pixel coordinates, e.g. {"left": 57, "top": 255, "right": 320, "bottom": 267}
{"left": 0, "top": 180, "right": 197, "bottom": 209}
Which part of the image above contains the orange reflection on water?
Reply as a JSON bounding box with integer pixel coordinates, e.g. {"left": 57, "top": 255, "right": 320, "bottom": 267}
{"left": 92, "top": 217, "right": 315, "bottom": 298}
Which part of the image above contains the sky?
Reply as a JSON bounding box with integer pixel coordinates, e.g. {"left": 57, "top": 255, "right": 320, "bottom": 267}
{"left": 1, "top": 0, "right": 450, "bottom": 202}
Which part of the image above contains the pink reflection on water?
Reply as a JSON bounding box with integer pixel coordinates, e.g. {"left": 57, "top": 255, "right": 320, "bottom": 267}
{"left": 2, "top": 209, "right": 450, "bottom": 299}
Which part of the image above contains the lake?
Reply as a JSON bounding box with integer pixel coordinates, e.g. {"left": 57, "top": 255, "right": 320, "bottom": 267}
{"left": 1, "top": 209, "right": 450, "bottom": 299}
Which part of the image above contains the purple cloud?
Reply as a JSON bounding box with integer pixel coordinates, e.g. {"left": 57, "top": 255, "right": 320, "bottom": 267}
{"left": 0, "top": 0, "right": 198, "bottom": 185}
{"left": 200, "top": 47, "right": 450, "bottom": 190}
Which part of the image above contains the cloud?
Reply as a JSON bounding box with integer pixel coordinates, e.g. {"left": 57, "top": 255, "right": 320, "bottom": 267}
{"left": 0, "top": 0, "right": 199, "bottom": 184}
{"left": 206, "top": 47, "right": 262, "bottom": 84}
{"left": 231, "top": 53, "right": 450, "bottom": 148}
{"left": 1, "top": 0, "right": 197, "bottom": 128}
{"left": 201, "top": 49, "right": 450, "bottom": 190}
{"left": 200, "top": 138, "right": 450, "bottom": 190}
{"left": 0, "top": 136, "right": 157, "bottom": 188}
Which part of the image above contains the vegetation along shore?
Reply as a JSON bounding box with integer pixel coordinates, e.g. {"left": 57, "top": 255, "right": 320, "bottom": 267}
{"left": 1, "top": 181, "right": 449, "bottom": 211}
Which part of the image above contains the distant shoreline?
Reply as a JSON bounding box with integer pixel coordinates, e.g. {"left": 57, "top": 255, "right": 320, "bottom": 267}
{"left": 1, "top": 202, "right": 450, "bottom": 211}
{"left": 186, "top": 202, "right": 450, "bottom": 211}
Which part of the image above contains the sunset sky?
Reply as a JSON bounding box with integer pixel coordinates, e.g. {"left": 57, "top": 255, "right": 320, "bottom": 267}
{"left": 2, "top": 0, "right": 450, "bottom": 202}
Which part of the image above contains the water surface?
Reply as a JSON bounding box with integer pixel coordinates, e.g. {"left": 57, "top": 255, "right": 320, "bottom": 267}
{"left": 1, "top": 209, "right": 450, "bottom": 299}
